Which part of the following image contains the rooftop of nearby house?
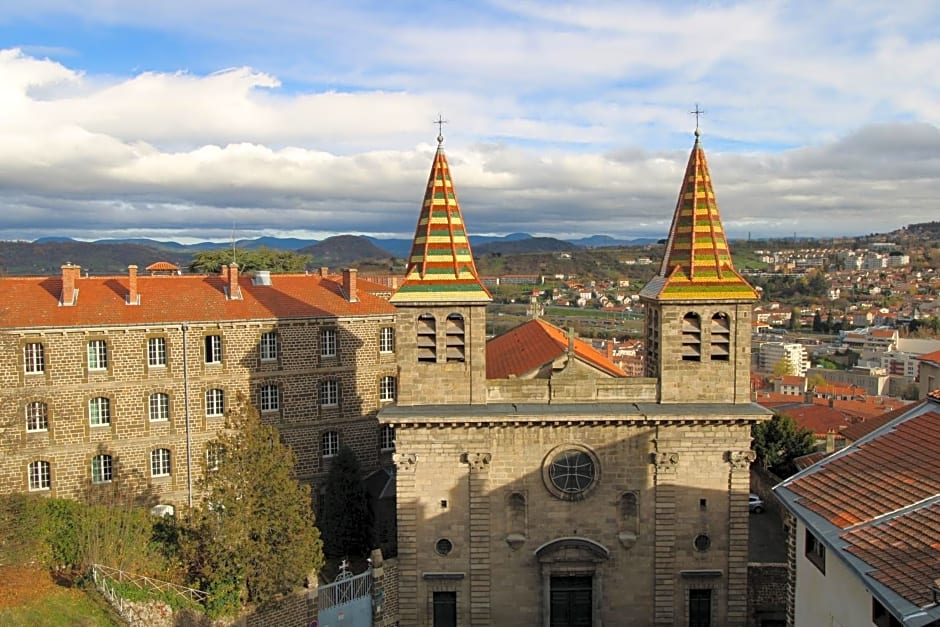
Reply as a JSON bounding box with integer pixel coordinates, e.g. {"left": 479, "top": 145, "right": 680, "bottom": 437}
{"left": 775, "top": 397, "right": 940, "bottom": 626}
{"left": 486, "top": 318, "right": 626, "bottom": 379}
{"left": 0, "top": 265, "right": 395, "bottom": 329}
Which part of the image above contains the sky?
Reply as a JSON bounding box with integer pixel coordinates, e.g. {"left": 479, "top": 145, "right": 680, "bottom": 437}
{"left": 0, "top": 1, "right": 939, "bottom": 244}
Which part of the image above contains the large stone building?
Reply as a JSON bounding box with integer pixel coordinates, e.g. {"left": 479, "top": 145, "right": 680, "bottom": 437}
{"left": 0, "top": 264, "right": 397, "bottom": 506}
{"left": 380, "top": 129, "right": 770, "bottom": 626}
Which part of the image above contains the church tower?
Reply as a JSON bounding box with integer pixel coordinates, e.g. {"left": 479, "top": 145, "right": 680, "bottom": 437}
{"left": 639, "top": 127, "right": 758, "bottom": 403}
{"left": 389, "top": 132, "right": 492, "bottom": 405}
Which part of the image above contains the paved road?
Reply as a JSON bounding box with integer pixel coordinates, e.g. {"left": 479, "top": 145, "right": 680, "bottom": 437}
{"left": 749, "top": 506, "right": 788, "bottom": 563}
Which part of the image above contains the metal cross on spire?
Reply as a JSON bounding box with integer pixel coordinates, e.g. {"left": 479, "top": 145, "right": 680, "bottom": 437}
{"left": 435, "top": 113, "right": 447, "bottom": 144}
{"left": 690, "top": 103, "right": 705, "bottom": 136}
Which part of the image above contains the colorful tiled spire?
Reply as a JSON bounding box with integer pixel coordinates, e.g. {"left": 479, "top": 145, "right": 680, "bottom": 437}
{"left": 390, "top": 135, "right": 491, "bottom": 304}
{"left": 640, "top": 129, "right": 758, "bottom": 301}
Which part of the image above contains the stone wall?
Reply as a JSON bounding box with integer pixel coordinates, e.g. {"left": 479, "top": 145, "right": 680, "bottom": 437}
{"left": 393, "top": 418, "right": 757, "bottom": 626}
{"left": 1, "top": 313, "right": 396, "bottom": 504}
{"left": 747, "top": 563, "right": 788, "bottom": 627}
{"left": 486, "top": 376, "right": 659, "bottom": 403}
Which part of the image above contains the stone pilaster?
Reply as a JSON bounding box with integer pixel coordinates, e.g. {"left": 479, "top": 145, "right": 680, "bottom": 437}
{"left": 393, "top": 452, "right": 418, "bottom": 625}
{"left": 652, "top": 451, "right": 679, "bottom": 626}
{"left": 784, "top": 510, "right": 797, "bottom": 627}
{"left": 726, "top": 450, "right": 755, "bottom": 627}
{"left": 463, "top": 451, "right": 492, "bottom": 626}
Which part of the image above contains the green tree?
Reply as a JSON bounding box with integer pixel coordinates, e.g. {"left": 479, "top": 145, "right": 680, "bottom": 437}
{"left": 752, "top": 413, "right": 816, "bottom": 478}
{"left": 180, "top": 393, "right": 323, "bottom": 615}
{"left": 318, "top": 445, "right": 375, "bottom": 560}
{"left": 188, "top": 247, "right": 312, "bottom": 274}
{"left": 812, "top": 310, "right": 822, "bottom": 332}
{"left": 772, "top": 358, "right": 795, "bottom": 377}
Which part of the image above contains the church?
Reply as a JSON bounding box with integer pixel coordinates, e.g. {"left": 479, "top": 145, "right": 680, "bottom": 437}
{"left": 379, "top": 126, "right": 770, "bottom": 627}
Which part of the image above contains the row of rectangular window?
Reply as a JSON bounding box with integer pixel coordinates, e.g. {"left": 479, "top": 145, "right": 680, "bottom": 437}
{"left": 25, "top": 426, "right": 396, "bottom": 491}
{"left": 27, "top": 449, "right": 172, "bottom": 490}
{"left": 22, "top": 377, "right": 396, "bottom": 432}
{"left": 20, "top": 327, "right": 396, "bottom": 375}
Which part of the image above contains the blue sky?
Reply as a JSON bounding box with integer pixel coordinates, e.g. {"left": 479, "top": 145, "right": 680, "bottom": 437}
{"left": 0, "top": 0, "right": 938, "bottom": 243}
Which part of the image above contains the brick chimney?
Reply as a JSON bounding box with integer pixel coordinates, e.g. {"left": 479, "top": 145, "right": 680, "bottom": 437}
{"left": 220, "top": 264, "right": 229, "bottom": 281}
{"left": 343, "top": 268, "right": 358, "bottom": 303}
{"left": 228, "top": 262, "right": 242, "bottom": 300}
{"left": 319, "top": 267, "right": 330, "bottom": 278}
{"left": 60, "top": 263, "right": 80, "bottom": 306}
{"left": 127, "top": 265, "right": 139, "bottom": 305}
{"left": 607, "top": 340, "right": 614, "bottom": 360}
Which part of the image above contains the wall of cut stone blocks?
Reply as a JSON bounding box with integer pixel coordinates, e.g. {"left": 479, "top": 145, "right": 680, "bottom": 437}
{"left": 1, "top": 313, "right": 397, "bottom": 504}
{"left": 393, "top": 418, "right": 757, "bottom": 626}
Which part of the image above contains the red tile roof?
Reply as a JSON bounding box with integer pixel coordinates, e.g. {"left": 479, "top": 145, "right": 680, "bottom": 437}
{"left": 842, "top": 501, "right": 940, "bottom": 608}
{"left": 786, "top": 410, "right": 940, "bottom": 529}
{"left": 916, "top": 349, "right": 940, "bottom": 365}
{"left": 0, "top": 271, "right": 395, "bottom": 329}
{"left": 146, "top": 261, "right": 180, "bottom": 272}
{"left": 486, "top": 318, "right": 626, "bottom": 379}
{"left": 777, "top": 395, "right": 940, "bottom": 614}
{"left": 840, "top": 402, "right": 916, "bottom": 441}
{"left": 779, "top": 404, "right": 851, "bottom": 437}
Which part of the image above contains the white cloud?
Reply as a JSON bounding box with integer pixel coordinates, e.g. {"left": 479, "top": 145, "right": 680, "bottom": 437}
{"left": 0, "top": 0, "right": 939, "bottom": 243}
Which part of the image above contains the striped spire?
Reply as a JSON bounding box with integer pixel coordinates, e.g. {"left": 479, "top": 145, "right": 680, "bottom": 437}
{"left": 640, "top": 130, "right": 757, "bottom": 301}
{"left": 390, "top": 137, "right": 491, "bottom": 304}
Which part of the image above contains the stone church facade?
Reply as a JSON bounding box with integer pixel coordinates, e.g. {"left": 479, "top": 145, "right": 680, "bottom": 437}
{"left": 380, "top": 128, "right": 769, "bottom": 626}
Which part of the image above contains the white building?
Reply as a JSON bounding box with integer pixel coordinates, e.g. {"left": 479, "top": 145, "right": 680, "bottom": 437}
{"left": 759, "top": 341, "right": 810, "bottom": 376}
{"left": 775, "top": 395, "right": 940, "bottom": 627}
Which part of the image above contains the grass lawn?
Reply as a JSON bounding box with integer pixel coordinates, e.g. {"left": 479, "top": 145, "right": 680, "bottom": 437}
{"left": 0, "top": 567, "right": 120, "bottom": 627}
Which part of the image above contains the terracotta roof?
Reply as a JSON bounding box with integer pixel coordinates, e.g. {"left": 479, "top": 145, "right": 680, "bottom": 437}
{"left": 639, "top": 131, "right": 757, "bottom": 302}
{"left": 779, "top": 404, "right": 851, "bottom": 437}
{"left": 390, "top": 137, "right": 491, "bottom": 304}
{"left": 842, "top": 501, "right": 940, "bottom": 608}
{"left": 916, "top": 349, "right": 940, "bottom": 365}
{"left": 793, "top": 451, "right": 830, "bottom": 470}
{"left": 777, "top": 400, "right": 940, "bottom": 613}
{"left": 486, "top": 318, "right": 626, "bottom": 379}
{"left": 842, "top": 402, "right": 924, "bottom": 442}
{"left": 0, "top": 271, "right": 395, "bottom": 328}
{"left": 784, "top": 409, "right": 940, "bottom": 529}
{"left": 146, "top": 261, "right": 179, "bottom": 272}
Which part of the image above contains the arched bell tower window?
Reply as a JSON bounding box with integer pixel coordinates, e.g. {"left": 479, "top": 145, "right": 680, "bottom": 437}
{"left": 682, "top": 312, "right": 702, "bottom": 361}
{"left": 445, "top": 313, "right": 465, "bottom": 362}
{"left": 416, "top": 313, "right": 437, "bottom": 362}
{"left": 710, "top": 312, "right": 731, "bottom": 361}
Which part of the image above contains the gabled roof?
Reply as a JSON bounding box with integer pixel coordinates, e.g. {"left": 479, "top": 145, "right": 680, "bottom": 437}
{"left": 390, "top": 136, "right": 491, "bottom": 304}
{"left": 0, "top": 272, "right": 395, "bottom": 329}
{"left": 915, "top": 348, "right": 940, "bottom": 365}
{"left": 639, "top": 130, "right": 757, "bottom": 302}
{"left": 486, "top": 318, "right": 626, "bottom": 379}
{"left": 776, "top": 398, "right": 940, "bottom": 624}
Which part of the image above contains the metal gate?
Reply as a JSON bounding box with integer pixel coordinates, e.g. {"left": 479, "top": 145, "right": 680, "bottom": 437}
{"left": 318, "top": 567, "right": 373, "bottom": 627}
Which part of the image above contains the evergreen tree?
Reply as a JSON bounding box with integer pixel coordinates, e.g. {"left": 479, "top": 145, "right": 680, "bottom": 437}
{"left": 180, "top": 393, "right": 323, "bottom": 615}
{"left": 812, "top": 310, "right": 822, "bottom": 332}
{"left": 752, "top": 413, "right": 816, "bottom": 478}
{"left": 319, "top": 445, "right": 375, "bottom": 560}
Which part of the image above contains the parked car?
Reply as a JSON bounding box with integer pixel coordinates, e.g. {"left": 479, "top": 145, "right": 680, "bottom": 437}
{"left": 749, "top": 493, "right": 765, "bottom": 514}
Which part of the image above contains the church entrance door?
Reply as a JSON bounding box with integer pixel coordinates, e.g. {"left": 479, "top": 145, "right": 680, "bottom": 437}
{"left": 550, "top": 575, "right": 592, "bottom": 627}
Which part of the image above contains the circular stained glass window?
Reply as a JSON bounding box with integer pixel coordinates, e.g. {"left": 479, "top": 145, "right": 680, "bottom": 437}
{"left": 543, "top": 445, "right": 599, "bottom": 500}
{"left": 435, "top": 538, "right": 453, "bottom": 556}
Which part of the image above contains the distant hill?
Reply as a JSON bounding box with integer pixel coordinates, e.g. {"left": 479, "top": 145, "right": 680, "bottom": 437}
{"left": 297, "top": 235, "right": 397, "bottom": 266}
{"left": 0, "top": 241, "right": 186, "bottom": 276}
{"left": 572, "top": 235, "right": 658, "bottom": 248}
{"left": 475, "top": 237, "right": 573, "bottom": 255}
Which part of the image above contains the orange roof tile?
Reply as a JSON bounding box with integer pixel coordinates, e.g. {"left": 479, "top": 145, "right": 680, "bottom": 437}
{"left": 145, "top": 261, "right": 180, "bottom": 272}
{"left": 841, "top": 402, "right": 923, "bottom": 442}
{"left": 786, "top": 410, "right": 940, "bottom": 529}
{"left": 916, "top": 349, "right": 940, "bottom": 365}
{"left": 486, "top": 318, "right": 626, "bottom": 379}
{"left": 0, "top": 272, "right": 395, "bottom": 329}
{"left": 843, "top": 501, "right": 940, "bottom": 608}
